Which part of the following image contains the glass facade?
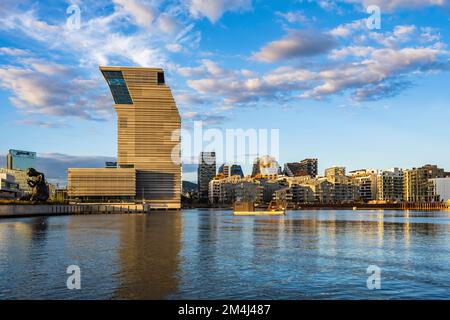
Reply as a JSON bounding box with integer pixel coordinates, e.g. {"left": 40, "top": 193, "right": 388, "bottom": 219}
{"left": 8, "top": 149, "right": 36, "bottom": 171}
{"left": 102, "top": 71, "right": 133, "bottom": 104}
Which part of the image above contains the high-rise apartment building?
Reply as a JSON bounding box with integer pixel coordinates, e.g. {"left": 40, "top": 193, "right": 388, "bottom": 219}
{"left": 198, "top": 152, "right": 216, "bottom": 201}
{"left": 377, "top": 168, "right": 404, "bottom": 202}
{"left": 403, "top": 165, "right": 445, "bottom": 202}
{"left": 6, "top": 149, "right": 36, "bottom": 171}
{"left": 68, "top": 66, "right": 181, "bottom": 208}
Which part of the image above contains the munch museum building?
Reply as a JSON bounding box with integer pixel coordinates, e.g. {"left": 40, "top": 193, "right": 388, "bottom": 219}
{"left": 68, "top": 66, "right": 181, "bottom": 209}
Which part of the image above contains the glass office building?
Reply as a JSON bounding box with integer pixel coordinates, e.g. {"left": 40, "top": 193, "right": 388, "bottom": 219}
{"left": 7, "top": 149, "right": 36, "bottom": 171}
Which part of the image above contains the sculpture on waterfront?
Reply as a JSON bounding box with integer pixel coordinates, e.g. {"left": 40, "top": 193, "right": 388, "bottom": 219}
{"left": 26, "top": 168, "right": 50, "bottom": 202}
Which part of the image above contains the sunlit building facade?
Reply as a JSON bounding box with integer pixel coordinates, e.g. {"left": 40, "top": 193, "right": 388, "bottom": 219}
{"left": 403, "top": 165, "right": 445, "bottom": 202}
{"left": 68, "top": 66, "right": 181, "bottom": 208}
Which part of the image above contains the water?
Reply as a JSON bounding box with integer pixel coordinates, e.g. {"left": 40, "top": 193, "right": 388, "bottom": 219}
{"left": 0, "top": 209, "right": 449, "bottom": 300}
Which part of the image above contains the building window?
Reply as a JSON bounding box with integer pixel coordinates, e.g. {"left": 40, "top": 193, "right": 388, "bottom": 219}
{"left": 102, "top": 71, "right": 133, "bottom": 104}
{"left": 157, "top": 72, "right": 165, "bottom": 85}
{"left": 120, "top": 164, "right": 134, "bottom": 168}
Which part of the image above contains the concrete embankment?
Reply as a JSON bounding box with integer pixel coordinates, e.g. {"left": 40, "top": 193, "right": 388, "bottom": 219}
{"left": 0, "top": 204, "right": 148, "bottom": 219}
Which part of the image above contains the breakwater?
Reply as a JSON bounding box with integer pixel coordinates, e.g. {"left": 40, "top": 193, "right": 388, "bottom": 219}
{"left": 0, "top": 204, "right": 149, "bottom": 218}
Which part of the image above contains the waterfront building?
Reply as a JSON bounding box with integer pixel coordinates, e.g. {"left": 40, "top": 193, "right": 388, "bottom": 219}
{"left": 68, "top": 168, "right": 136, "bottom": 202}
{"left": 324, "top": 167, "right": 359, "bottom": 203}
{"left": 0, "top": 168, "right": 32, "bottom": 195}
{"left": 377, "top": 168, "right": 404, "bottom": 202}
{"left": 50, "top": 188, "right": 68, "bottom": 202}
{"left": 284, "top": 163, "right": 309, "bottom": 177}
{"left": 218, "top": 164, "right": 244, "bottom": 178}
{"left": 0, "top": 173, "right": 21, "bottom": 199}
{"left": 252, "top": 156, "right": 281, "bottom": 179}
{"left": 208, "top": 175, "right": 262, "bottom": 204}
{"left": 350, "top": 169, "right": 378, "bottom": 202}
{"left": 403, "top": 165, "right": 445, "bottom": 202}
{"left": 68, "top": 66, "right": 181, "bottom": 208}
{"left": 273, "top": 187, "right": 293, "bottom": 203}
{"left": 198, "top": 152, "right": 216, "bottom": 201}
{"left": 208, "top": 175, "right": 223, "bottom": 204}
{"left": 234, "top": 179, "right": 263, "bottom": 204}
{"left": 429, "top": 177, "right": 450, "bottom": 202}
{"left": 6, "top": 149, "right": 36, "bottom": 171}
{"left": 261, "top": 179, "right": 286, "bottom": 203}
{"left": 306, "top": 178, "right": 334, "bottom": 204}
{"left": 279, "top": 179, "right": 315, "bottom": 204}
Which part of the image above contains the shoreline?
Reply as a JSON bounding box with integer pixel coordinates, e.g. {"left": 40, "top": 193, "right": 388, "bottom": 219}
{"left": 0, "top": 203, "right": 448, "bottom": 219}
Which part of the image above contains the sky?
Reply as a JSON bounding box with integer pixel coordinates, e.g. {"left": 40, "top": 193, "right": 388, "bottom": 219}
{"left": 0, "top": 0, "right": 449, "bottom": 184}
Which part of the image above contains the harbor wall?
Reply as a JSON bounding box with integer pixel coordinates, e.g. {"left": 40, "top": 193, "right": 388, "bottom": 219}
{"left": 0, "top": 204, "right": 149, "bottom": 218}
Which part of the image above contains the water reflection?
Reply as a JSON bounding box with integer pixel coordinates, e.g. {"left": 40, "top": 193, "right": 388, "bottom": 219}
{"left": 115, "top": 212, "right": 182, "bottom": 299}
{"left": 0, "top": 210, "right": 449, "bottom": 299}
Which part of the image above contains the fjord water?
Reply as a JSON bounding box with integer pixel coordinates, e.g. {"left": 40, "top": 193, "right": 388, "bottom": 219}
{"left": 0, "top": 210, "right": 449, "bottom": 299}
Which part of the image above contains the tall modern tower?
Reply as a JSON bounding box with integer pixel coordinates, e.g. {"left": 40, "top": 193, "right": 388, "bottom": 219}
{"left": 68, "top": 66, "right": 181, "bottom": 209}
{"left": 198, "top": 152, "right": 216, "bottom": 201}
{"left": 6, "top": 149, "right": 36, "bottom": 171}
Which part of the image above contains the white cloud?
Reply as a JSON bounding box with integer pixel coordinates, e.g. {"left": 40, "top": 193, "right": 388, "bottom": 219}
{"left": 369, "top": 25, "right": 418, "bottom": 48}
{"left": 156, "top": 13, "right": 179, "bottom": 34}
{"left": 177, "top": 59, "right": 228, "bottom": 77}
{"left": 343, "top": 0, "right": 447, "bottom": 12}
{"left": 329, "top": 46, "right": 374, "bottom": 59}
{"left": 329, "top": 19, "right": 366, "bottom": 38}
{"left": 187, "top": 44, "right": 449, "bottom": 104}
{"left": 275, "top": 11, "right": 309, "bottom": 24}
{"left": 166, "top": 43, "right": 183, "bottom": 52}
{"left": 189, "top": 0, "right": 252, "bottom": 23}
{"left": 0, "top": 47, "right": 30, "bottom": 56}
{"left": 252, "top": 29, "right": 337, "bottom": 63}
{"left": 0, "top": 59, "right": 111, "bottom": 120}
{"left": 113, "top": 0, "right": 157, "bottom": 27}
{"left": 302, "top": 47, "right": 448, "bottom": 99}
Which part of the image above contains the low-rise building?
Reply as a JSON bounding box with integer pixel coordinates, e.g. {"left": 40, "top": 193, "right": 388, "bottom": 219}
{"left": 0, "top": 173, "right": 21, "bottom": 199}
{"left": 67, "top": 168, "right": 136, "bottom": 202}
{"left": 0, "top": 168, "right": 32, "bottom": 195}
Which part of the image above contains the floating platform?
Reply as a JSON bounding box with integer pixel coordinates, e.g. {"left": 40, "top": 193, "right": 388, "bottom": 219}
{"left": 233, "top": 210, "right": 285, "bottom": 216}
{"left": 233, "top": 200, "right": 286, "bottom": 216}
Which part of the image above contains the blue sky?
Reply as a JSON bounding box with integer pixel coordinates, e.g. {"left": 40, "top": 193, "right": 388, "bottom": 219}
{"left": 0, "top": 0, "right": 449, "bottom": 183}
